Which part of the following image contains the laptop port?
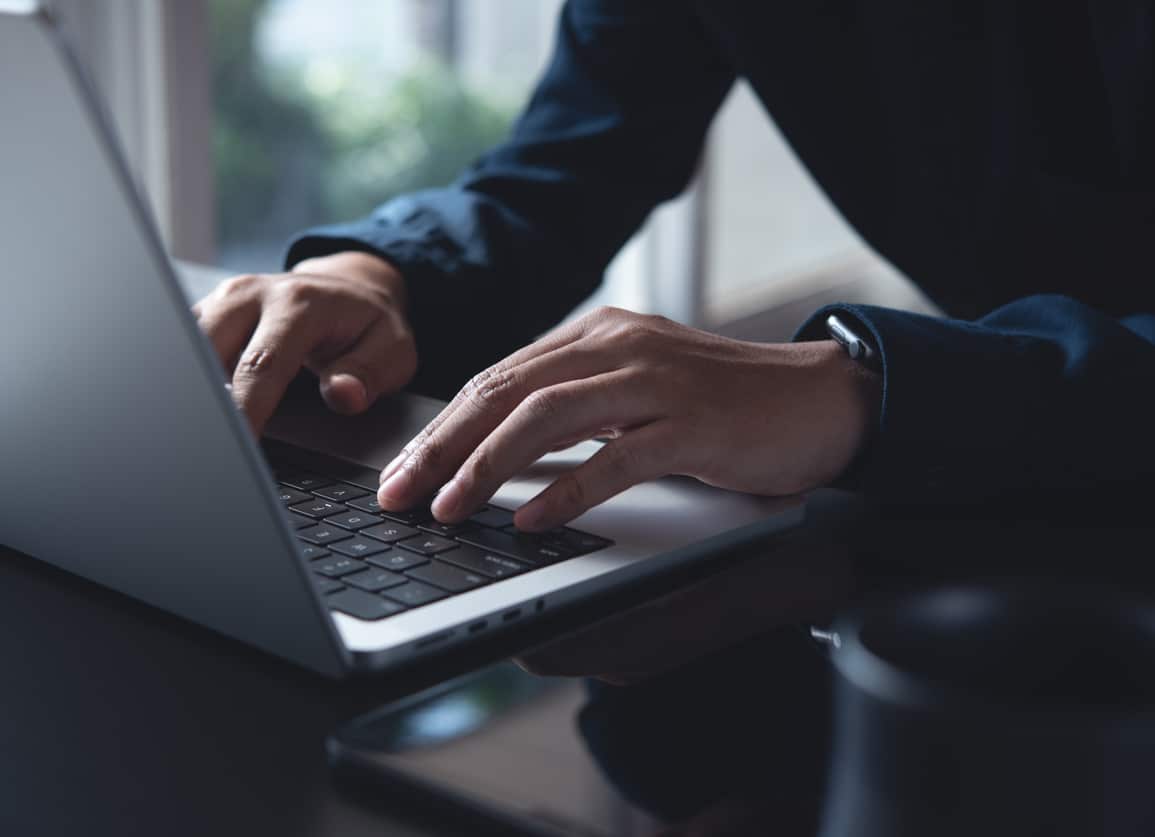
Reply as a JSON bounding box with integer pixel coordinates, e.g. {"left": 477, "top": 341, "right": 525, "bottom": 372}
{"left": 415, "top": 630, "right": 454, "bottom": 650}
{"left": 468, "top": 620, "right": 487, "bottom": 634}
{"left": 502, "top": 609, "right": 522, "bottom": 623}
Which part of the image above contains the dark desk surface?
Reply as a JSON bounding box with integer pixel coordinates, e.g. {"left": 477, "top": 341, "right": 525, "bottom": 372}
{"left": 3, "top": 488, "right": 1147, "bottom": 836}
{"left": 0, "top": 486, "right": 857, "bottom": 836}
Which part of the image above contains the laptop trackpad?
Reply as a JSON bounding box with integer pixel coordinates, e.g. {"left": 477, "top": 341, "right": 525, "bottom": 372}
{"left": 265, "top": 380, "right": 445, "bottom": 470}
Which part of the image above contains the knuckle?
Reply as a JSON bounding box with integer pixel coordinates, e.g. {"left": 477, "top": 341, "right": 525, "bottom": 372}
{"left": 463, "top": 448, "right": 496, "bottom": 487}
{"left": 464, "top": 366, "right": 519, "bottom": 409}
{"left": 462, "top": 367, "right": 493, "bottom": 400}
{"left": 219, "top": 274, "right": 262, "bottom": 297}
{"left": 616, "top": 320, "right": 652, "bottom": 349}
{"left": 277, "top": 277, "right": 324, "bottom": 308}
{"left": 522, "top": 387, "right": 563, "bottom": 422}
{"left": 644, "top": 312, "right": 673, "bottom": 330}
{"left": 586, "top": 305, "right": 629, "bottom": 331}
{"left": 234, "top": 345, "right": 279, "bottom": 380}
{"left": 408, "top": 434, "right": 445, "bottom": 473}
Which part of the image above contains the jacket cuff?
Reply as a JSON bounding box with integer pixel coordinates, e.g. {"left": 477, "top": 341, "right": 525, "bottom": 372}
{"left": 284, "top": 196, "right": 483, "bottom": 320}
{"left": 794, "top": 303, "right": 1036, "bottom": 506}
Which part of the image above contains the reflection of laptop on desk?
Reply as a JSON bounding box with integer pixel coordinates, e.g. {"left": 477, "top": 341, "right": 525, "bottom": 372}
{"left": 0, "top": 6, "right": 803, "bottom": 677}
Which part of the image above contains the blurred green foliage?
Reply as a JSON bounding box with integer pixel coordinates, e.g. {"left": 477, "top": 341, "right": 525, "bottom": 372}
{"left": 209, "top": 0, "right": 516, "bottom": 263}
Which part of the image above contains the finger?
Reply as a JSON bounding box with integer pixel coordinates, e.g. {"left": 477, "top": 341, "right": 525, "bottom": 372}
{"left": 377, "top": 315, "right": 593, "bottom": 486}
{"left": 194, "top": 286, "right": 262, "bottom": 373}
{"left": 546, "top": 426, "right": 624, "bottom": 453}
{"left": 315, "top": 314, "right": 416, "bottom": 414}
{"left": 231, "top": 313, "right": 320, "bottom": 435}
{"left": 513, "top": 420, "right": 675, "bottom": 531}
{"left": 377, "top": 337, "right": 616, "bottom": 509}
{"left": 431, "top": 370, "right": 658, "bottom": 522}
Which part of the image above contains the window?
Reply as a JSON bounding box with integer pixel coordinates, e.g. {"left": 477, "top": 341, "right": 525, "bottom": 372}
{"left": 209, "top": 0, "right": 562, "bottom": 272}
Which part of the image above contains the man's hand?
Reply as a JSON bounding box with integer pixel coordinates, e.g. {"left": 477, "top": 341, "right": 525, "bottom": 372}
{"left": 377, "top": 306, "right": 880, "bottom": 530}
{"left": 193, "top": 251, "right": 417, "bottom": 435}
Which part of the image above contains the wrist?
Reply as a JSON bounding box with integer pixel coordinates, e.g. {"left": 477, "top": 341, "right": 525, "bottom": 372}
{"left": 815, "top": 338, "right": 882, "bottom": 475}
{"left": 292, "top": 250, "right": 408, "bottom": 311}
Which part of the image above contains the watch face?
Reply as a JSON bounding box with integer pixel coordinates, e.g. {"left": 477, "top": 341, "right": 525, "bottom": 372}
{"left": 826, "top": 314, "right": 877, "bottom": 370}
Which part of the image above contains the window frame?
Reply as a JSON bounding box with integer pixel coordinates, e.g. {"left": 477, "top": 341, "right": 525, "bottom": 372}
{"left": 48, "top": 0, "right": 216, "bottom": 262}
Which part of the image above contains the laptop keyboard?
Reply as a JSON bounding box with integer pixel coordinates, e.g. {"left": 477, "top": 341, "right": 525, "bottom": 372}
{"left": 272, "top": 465, "right": 614, "bottom": 622}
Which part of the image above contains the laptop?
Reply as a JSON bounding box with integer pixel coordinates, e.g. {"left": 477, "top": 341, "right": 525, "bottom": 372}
{"left": 0, "top": 5, "right": 803, "bottom": 677}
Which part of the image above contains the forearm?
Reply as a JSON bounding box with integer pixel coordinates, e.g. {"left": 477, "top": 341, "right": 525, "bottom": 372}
{"left": 285, "top": 0, "right": 735, "bottom": 398}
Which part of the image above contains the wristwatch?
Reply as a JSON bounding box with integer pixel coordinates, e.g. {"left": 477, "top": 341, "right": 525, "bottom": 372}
{"left": 825, "top": 313, "right": 880, "bottom": 372}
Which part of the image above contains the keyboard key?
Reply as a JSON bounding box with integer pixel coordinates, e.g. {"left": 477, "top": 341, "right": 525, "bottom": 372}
{"left": 279, "top": 472, "right": 333, "bottom": 492}
{"left": 406, "top": 560, "right": 490, "bottom": 593}
{"left": 382, "top": 581, "right": 448, "bottom": 607}
{"left": 382, "top": 504, "right": 433, "bottom": 526}
{"left": 314, "top": 577, "right": 345, "bottom": 595}
{"left": 298, "top": 544, "right": 331, "bottom": 561}
{"left": 469, "top": 506, "right": 516, "bottom": 529}
{"left": 544, "top": 527, "right": 615, "bottom": 555}
{"left": 328, "top": 588, "right": 406, "bottom": 620}
{"left": 343, "top": 567, "right": 406, "bottom": 592}
{"left": 330, "top": 537, "right": 390, "bottom": 559}
{"left": 286, "top": 512, "right": 314, "bottom": 530}
{"left": 367, "top": 551, "right": 429, "bottom": 572}
{"left": 277, "top": 486, "right": 313, "bottom": 505}
{"left": 347, "top": 495, "right": 385, "bottom": 514}
{"left": 312, "top": 483, "right": 369, "bottom": 503}
{"left": 297, "top": 524, "right": 353, "bottom": 546}
{"left": 325, "top": 511, "right": 384, "bottom": 531}
{"left": 361, "top": 521, "right": 421, "bottom": 543}
{"left": 459, "top": 527, "right": 572, "bottom": 565}
{"left": 397, "top": 534, "right": 458, "bottom": 556}
{"left": 288, "top": 499, "right": 348, "bottom": 519}
{"left": 311, "top": 556, "right": 369, "bottom": 577}
{"left": 440, "top": 545, "right": 530, "bottom": 579}
{"left": 419, "top": 520, "right": 477, "bottom": 538}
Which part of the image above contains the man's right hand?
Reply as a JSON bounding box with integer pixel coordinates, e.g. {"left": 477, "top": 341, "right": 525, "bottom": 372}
{"left": 192, "top": 250, "right": 417, "bottom": 436}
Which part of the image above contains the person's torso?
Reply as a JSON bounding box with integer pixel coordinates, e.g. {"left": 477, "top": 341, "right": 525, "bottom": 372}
{"left": 694, "top": 1, "right": 1155, "bottom": 318}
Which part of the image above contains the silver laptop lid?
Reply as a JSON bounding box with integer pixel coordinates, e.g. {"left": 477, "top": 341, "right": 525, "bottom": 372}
{"left": 0, "top": 7, "right": 347, "bottom": 675}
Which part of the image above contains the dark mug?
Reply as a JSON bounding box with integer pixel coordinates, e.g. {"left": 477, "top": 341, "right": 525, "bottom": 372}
{"left": 818, "top": 584, "right": 1155, "bottom": 837}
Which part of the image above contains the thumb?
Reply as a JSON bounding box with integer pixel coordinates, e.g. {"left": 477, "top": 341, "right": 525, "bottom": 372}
{"left": 318, "top": 321, "right": 417, "bottom": 414}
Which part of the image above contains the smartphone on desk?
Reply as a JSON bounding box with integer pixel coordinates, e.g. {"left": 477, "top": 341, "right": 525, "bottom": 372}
{"left": 327, "top": 663, "right": 661, "bottom": 837}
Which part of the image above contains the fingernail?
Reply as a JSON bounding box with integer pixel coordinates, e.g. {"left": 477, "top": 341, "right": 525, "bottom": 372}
{"left": 432, "top": 478, "right": 463, "bottom": 519}
{"left": 378, "top": 466, "right": 411, "bottom": 505}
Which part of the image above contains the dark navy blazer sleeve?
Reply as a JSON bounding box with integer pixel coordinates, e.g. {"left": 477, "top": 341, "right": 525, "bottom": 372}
{"left": 285, "top": 0, "right": 734, "bottom": 398}
{"left": 795, "top": 296, "right": 1155, "bottom": 508}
